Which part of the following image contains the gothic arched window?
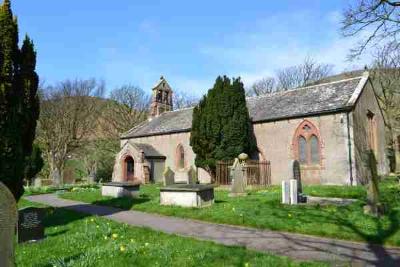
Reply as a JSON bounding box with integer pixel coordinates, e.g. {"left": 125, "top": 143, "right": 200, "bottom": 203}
{"left": 293, "top": 120, "right": 322, "bottom": 165}
{"left": 176, "top": 144, "right": 185, "bottom": 169}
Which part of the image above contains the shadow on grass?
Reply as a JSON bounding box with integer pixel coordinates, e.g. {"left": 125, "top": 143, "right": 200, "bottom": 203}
{"left": 92, "top": 196, "right": 151, "bottom": 210}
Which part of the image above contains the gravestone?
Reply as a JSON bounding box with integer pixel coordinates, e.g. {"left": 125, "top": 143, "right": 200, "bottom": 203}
{"left": 187, "top": 167, "right": 197, "bottom": 184}
{"left": 0, "top": 182, "right": 18, "bottom": 267}
{"left": 33, "top": 177, "right": 42, "bottom": 188}
{"left": 291, "top": 160, "right": 302, "bottom": 194}
{"left": 163, "top": 167, "right": 175, "bottom": 186}
{"left": 18, "top": 207, "right": 45, "bottom": 243}
{"left": 281, "top": 181, "right": 290, "bottom": 204}
{"left": 229, "top": 158, "right": 247, "bottom": 197}
{"left": 289, "top": 179, "right": 298, "bottom": 205}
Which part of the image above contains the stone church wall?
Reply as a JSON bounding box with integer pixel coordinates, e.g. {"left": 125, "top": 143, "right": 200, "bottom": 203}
{"left": 253, "top": 113, "right": 352, "bottom": 185}
{"left": 121, "top": 132, "right": 212, "bottom": 184}
{"left": 124, "top": 112, "right": 356, "bottom": 185}
{"left": 351, "top": 81, "right": 388, "bottom": 184}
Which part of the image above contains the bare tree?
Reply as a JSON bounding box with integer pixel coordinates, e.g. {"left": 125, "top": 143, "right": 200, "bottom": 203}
{"left": 369, "top": 42, "right": 400, "bottom": 171}
{"left": 173, "top": 91, "right": 199, "bottom": 109}
{"left": 246, "top": 77, "right": 276, "bottom": 96}
{"left": 342, "top": 0, "right": 400, "bottom": 57}
{"left": 102, "top": 85, "right": 150, "bottom": 138}
{"left": 276, "top": 57, "right": 333, "bottom": 90}
{"left": 37, "top": 79, "right": 105, "bottom": 186}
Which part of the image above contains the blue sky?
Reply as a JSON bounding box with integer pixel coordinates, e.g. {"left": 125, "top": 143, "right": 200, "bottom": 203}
{"left": 12, "top": 0, "right": 368, "bottom": 97}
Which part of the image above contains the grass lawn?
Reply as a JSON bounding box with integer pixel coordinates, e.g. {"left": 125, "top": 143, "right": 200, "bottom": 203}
{"left": 16, "top": 200, "right": 325, "bottom": 267}
{"left": 60, "top": 177, "right": 400, "bottom": 246}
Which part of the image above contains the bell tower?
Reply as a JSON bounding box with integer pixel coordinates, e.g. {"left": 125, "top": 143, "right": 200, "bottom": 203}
{"left": 150, "top": 76, "right": 173, "bottom": 118}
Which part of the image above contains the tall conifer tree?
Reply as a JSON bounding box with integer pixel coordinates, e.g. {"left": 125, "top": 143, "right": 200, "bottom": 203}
{"left": 0, "top": 0, "right": 39, "bottom": 200}
{"left": 190, "top": 76, "right": 256, "bottom": 179}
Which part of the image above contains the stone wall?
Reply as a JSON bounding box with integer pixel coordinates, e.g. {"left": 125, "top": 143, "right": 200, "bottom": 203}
{"left": 121, "top": 82, "right": 388, "bottom": 185}
{"left": 253, "top": 113, "right": 352, "bottom": 185}
{"left": 121, "top": 133, "right": 212, "bottom": 184}
{"left": 352, "top": 80, "right": 388, "bottom": 183}
{"left": 123, "top": 112, "right": 354, "bottom": 185}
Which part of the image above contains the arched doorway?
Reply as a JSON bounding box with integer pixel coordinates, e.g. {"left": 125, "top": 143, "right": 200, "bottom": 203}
{"left": 124, "top": 156, "right": 135, "bottom": 181}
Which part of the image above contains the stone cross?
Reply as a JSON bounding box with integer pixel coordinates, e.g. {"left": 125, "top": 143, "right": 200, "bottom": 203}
{"left": 0, "top": 182, "right": 18, "bottom": 267}
{"left": 163, "top": 167, "right": 175, "bottom": 186}
{"left": 229, "top": 158, "right": 247, "bottom": 197}
{"left": 281, "top": 181, "right": 290, "bottom": 204}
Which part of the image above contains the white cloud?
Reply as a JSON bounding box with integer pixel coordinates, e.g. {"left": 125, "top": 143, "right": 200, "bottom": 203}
{"left": 199, "top": 12, "right": 372, "bottom": 88}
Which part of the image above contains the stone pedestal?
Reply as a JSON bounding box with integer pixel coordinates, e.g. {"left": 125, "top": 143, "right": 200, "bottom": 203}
{"left": 101, "top": 182, "right": 140, "bottom": 198}
{"left": 281, "top": 181, "right": 290, "bottom": 204}
{"left": 290, "top": 179, "right": 298, "bottom": 205}
{"left": 160, "top": 184, "right": 214, "bottom": 208}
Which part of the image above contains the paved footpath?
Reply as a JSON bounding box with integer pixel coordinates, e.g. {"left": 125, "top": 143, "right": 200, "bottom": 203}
{"left": 26, "top": 194, "right": 400, "bottom": 266}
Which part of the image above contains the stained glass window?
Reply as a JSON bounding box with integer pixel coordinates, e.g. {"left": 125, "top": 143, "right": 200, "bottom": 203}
{"left": 298, "top": 136, "right": 307, "bottom": 163}
{"left": 310, "top": 135, "right": 319, "bottom": 164}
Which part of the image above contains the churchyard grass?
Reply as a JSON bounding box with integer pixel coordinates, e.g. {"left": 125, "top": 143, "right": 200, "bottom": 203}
{"left": 15, "top": 200, "right": 325, "bottom": 267}
{"left": 61, "top": 177, "right": 400, "bottom": 246}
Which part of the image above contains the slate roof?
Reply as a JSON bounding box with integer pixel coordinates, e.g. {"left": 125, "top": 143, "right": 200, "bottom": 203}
{"left": 128, "top": 141, "right": 166, "bottom": 158}
{"left": 122, "top": 74, "right": 368, "bottom": 139}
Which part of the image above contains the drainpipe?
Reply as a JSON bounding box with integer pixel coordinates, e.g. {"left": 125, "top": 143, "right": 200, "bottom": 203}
{"left": 346, "top": 112, "right": 354, "bottom": 185}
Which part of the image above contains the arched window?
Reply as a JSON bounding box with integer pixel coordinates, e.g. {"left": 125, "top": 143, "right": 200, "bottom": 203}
{"left": 176, "top": 144, "right": 185, "bottom": 169}
{"left": 293, "top": 120, "right": 322, "bottom": 165}
{"left": 310, "top": 135, "right": 320, "bottom": 164}
{"left": 298, "top": 136, "right": 307, "bottom": 163}
{"left": 124, "top": 156, "right": 134, "bottom": 181}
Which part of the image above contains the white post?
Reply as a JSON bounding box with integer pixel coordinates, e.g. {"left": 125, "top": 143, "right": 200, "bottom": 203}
{"left": 281, "top": 181, "right": 290, "bottom": 204}
{"left": 290, "top": 179, "right": 298, "bottom": 205}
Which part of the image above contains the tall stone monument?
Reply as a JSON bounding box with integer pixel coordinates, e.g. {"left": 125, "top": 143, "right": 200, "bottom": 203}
{"left": 229, "top": 154, "right": 248, "bottom": 197}
{"left": 0, "top": 182, "right": 18, "bottom": 267}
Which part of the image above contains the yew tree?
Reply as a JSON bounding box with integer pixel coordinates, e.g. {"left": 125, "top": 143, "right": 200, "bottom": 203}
{"left": 190, "top": 76, "right": 256, "bottom": 179}
{"left": 0, "top": 0, "right": 39, "bottom": 200}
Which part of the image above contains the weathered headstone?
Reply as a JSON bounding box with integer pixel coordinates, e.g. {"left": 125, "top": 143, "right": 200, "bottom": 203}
{"left": 18, "top": 207, "right": 45, "bottom": 243}
{"left": 187, "top": 167, "right": 197, "bottom": 184}
{"left": 281, "top": 181, "right": 290, "bottom": 204}
{"left": 292, "top": 160, "right": 302, "bottom": 194}
{"left": 33, "top": 177, "right": 42, "bottom": 188}
{"left": 229, "top": 159, "right": 247, "bottom": 197}
{"left": 289, "top": 179, "right": 298, "bottom": 205}
{"left": 163, "top": 167, "right": 175, "bottom": 186}
{"left": 0, "top": 182, "right": 18, "bottom": 267}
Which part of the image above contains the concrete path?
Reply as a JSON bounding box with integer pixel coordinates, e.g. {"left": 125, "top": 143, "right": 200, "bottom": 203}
{"left": 26, "top": 194, "right": 400, "bottom": 266}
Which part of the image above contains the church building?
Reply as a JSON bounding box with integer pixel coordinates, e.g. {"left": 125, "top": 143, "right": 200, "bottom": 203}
{"left": 111, "top": 72, "right": 389, "bottom": 186}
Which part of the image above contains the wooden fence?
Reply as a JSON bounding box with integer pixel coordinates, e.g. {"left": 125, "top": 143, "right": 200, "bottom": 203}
{"left": 216, "top": 160, "right": 271, "bottom": 186}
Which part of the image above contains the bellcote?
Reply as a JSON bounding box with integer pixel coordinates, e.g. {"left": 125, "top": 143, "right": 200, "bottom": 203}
{"left": 149, "top": 76, "right": 173, "bottom": 118}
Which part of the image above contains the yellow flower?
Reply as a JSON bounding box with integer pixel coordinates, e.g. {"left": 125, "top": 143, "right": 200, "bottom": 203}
{"left": 145, "top": 242, "right": 149, "bottom": 247}
{"left": 104, "top": 236, "right": 108, "bottom": 240}
{"left": 244, "top": 263, "right": 250, "bottom": 267}
{"left": 130, "top": 239, "right": 134, "bottom": 243}
{"left": 288, "top": 213, "right": 292, "bottom": 218}
{"left": 96, "top": 225, "right": 99, "bottom": 228}
{"left": 232, "top": 207, "right": 235, "bottom": 212}
{"left": 120, "top": 245, "right": 126, "bottom": 252}
{"left": 90, "top": 218, "right": 94, "bottom": 222}
{"left": 112, "top": 233, "right": 118, "bottom": 239}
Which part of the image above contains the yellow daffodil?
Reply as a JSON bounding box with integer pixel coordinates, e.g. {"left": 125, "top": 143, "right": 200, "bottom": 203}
{"left": 120, "top": 245, "right": 126, "bottom": 252}
{"left": 112, "top": 233, "right": 118, "bottom": 239}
